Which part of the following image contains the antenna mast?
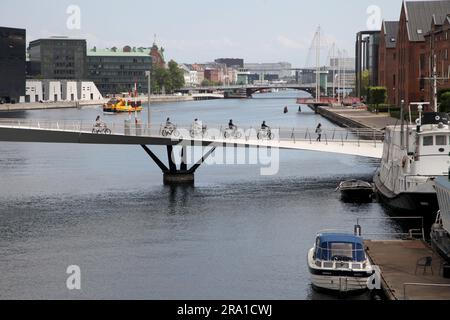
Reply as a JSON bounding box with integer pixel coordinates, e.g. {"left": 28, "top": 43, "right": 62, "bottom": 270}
{"left": 315, "top": 26, "right": 321, "bottom": 102}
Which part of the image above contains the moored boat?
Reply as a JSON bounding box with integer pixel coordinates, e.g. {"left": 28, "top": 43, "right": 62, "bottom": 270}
{"left": 103, "top": 98, "right": 143, "bottom": 113}
{"left": 308, "top": 232, "right": 374, "bottom": 293}
{"left": 337, "top": 180, "right": 373, "bottom": 202}
{"left": 431, "top": 176, "right": 450, "bottom": 263}
{"left": 373, "top": 111, "right": 448, "bottom": 215}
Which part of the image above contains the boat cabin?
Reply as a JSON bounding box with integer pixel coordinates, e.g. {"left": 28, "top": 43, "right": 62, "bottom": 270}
{"left": 313, "top": 233, "right": 367, "bottom": 269}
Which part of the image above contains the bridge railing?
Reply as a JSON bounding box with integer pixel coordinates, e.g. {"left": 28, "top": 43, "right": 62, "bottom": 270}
{"left": 0, "top": 119, "right": 384, "bottom": 145}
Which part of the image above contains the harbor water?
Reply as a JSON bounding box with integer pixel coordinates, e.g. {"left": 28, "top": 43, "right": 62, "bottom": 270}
{"left": 0, "top": 91, "right": 401, "bottom": 299}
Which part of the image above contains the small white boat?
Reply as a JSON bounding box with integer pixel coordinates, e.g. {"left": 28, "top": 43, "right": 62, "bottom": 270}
{"left": 308, "top": 232, "right": 374, "bottom": 293}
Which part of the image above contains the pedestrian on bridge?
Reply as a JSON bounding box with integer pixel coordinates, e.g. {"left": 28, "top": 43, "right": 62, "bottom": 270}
{"left": 315, "top": 123, "right": 322, "bottom": 142}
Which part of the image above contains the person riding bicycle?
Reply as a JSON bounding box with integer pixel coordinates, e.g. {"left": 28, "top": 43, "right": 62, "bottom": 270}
{"left": 229, "top": 119, "right": 237, "bottom": 131}
{"left": 192, "top": 118, "right": 202, "bottom": 130}
{"left": 165, "top": 117, "right": 175, "bottom": 129}
{"left": 94, "top": 116, "right": 106, "bottom": 128}
{"left": 261, "top": 121, "right": 270, "bottom": 131}
{"left": 191, "top": 118, "right": 203, "bottom": 135}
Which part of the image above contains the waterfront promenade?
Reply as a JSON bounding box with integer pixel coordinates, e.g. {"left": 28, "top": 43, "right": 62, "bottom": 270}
{"left": 366, "top": 240, "right": 450, "bottom": 300}
{"left": 315, "top": 106, "right": 399, "bottom": 131}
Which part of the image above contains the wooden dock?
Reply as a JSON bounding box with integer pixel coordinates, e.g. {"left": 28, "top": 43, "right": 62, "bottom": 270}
{"left": 365, "top": 240, "right": 450, "bottom": 300}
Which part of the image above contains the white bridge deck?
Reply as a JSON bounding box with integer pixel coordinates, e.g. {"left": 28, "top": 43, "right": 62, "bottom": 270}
{"left": 0, "top": 120, "right": 383, "bottom": 159}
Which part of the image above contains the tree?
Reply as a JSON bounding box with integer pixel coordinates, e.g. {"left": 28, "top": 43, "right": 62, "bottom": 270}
{"left": 152, "top": 65, "right": 170, "bottom": 94}
{"left": 439, "top": 91, "right": 450, "bottom": 112}
{"left": 201, "top": 79, "right": 212, "bottom": 87}
{"left": 360, "top": 70, "right": 370, "bottom": 98}
{"left": 151, "top": 60, "right": 185, "bottom": 94}
{"left": 367, "top": 86, "right": 387, "bottom": 113}
{"left": 167, "top": 60, "right": 185, "bottom": 92}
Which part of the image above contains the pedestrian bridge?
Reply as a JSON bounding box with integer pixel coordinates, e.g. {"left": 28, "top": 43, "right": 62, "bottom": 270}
{"left": 0, "top": 119, "right": 383, "bottom": 157}
{"left": 0, "top": 119, "right": 383, "bottom": 184}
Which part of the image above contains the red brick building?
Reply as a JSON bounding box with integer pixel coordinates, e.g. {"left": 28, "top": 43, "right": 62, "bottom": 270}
{"left": 394, "top": 1, "right": 450, "bottom": 107}
{"left": 378, "top": 21, "right": 399, "bottom": 105}
{"left": 423, "top": 14, "right": 450, "bottom": 106}
{"left": 150, "top": 43, "right": 165, "bottom": 68}
{"left": 204, "top": 69, "right": 221, "bottom": 83}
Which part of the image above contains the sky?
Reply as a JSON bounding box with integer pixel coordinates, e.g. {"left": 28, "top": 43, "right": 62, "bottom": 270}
{"left": 2, "top": 0, "right": 405, "bottom": 67}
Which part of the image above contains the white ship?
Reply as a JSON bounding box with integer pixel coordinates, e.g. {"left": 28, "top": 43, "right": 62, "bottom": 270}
{"left": 373, "top": 110, "right": 450, "bottom": 214}
{"left": 431, "top": 176, "right": 450, "bottom": 262}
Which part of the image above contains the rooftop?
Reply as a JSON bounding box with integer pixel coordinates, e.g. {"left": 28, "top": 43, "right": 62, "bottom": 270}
{"left": 87, "top": 47, "right": 151, "bottom": 57}
{"left": 405, "top": 0, "right": 450, "bottom": 42}
{"left": 382, "top": 21, "right": 399, "bottom": 49}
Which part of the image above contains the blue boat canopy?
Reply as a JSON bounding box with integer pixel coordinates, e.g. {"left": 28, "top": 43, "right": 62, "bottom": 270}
{"left": 314, "top": 233, "right": 365, "bottom": 262}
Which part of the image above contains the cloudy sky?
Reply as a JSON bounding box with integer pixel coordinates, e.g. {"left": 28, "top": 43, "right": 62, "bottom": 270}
{"left": 2, "top": 0, "right": 404, "bottom": 66}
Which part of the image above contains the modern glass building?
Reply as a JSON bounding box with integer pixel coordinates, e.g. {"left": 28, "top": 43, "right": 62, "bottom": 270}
{"left": 0, "top": 27, "right": 26, "bottom": 103}
{"left": 28, "top": 37, "right": 87, "bottom": 80}
{"left": 87, "top": 47, "right": 152, "bottom": 95}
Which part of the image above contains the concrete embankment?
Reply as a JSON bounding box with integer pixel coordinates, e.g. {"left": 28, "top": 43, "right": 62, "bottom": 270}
{"left": 365, "top": 240, "right": 450, "bottom": 300}
{"left": 0, "top": 95, "right": 202, "bottom": 112}
{"left": 316, "top": 106, "right": 399, "bottom": 131}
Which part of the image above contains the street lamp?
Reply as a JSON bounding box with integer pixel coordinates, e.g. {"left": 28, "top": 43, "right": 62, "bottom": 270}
{"left": 145, "top": 70, "right": 151, "bottom": 128}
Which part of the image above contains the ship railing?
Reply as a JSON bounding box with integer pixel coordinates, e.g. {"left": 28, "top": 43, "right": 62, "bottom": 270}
{"left": 354, "top": 217, "right": 425, "bottom": 241}
{"left": 403, "top": 283, "right": 450, "bottom": 300}
{"left": 313, "top": 257, "right": 369, "bottom": 271}
{"left": 0, "top": 119, "right": 384, "bottom": 146}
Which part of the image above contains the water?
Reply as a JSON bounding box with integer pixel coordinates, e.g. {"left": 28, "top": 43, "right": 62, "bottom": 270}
{"left": 0, "top": 91, "right": 398, "bottom": 299}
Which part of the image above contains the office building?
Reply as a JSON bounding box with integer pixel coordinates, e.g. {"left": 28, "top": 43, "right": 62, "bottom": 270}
{"left": 28, "top": 37, "right": 87, "bottom": 80}
{"left": 0, "top": 26, "right": 26, "bottom": 103}
{"left": 87, "top": 46, "right": 152, "bottom": 95}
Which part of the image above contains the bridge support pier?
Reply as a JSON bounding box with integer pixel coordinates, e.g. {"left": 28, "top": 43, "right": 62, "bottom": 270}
{"left": 141, "top": 145, "right": 216, "bottom": 186}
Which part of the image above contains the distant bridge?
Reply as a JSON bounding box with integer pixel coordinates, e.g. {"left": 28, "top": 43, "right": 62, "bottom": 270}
{"left": 178, "top": 83, "right": 353, "bottom": 98}
{"left": 0, "top": 119, "right": 383, "bottom": 184}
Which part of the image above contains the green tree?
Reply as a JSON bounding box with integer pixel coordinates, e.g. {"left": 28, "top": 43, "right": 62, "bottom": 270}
{"left": 167, "top": 60, "right": 185, "bottom": 92}
{"left": 367, "top": 86, "right": 387, "bottom": 113}
{"left": 360, "top": 70, "right": 370, "bottom": 98}
{"left": 201, "top": 79, "right": 212, "bottom": 87}
{"left": 152, "top": 65, "right": 170, "bottom": 94}
{"left": 439, "top": 92, "right": 450, "bottom": 112}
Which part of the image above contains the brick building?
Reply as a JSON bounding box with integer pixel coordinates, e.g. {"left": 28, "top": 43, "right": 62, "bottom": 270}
{"left": 423, "top": 14, "right": 450, "bottom": 106}
{"left": 150, "top": 43, "right": 165, "bottom": 68}
{"left": 378, "top": 21, "right": 399, "bottom": 106}
{"left": 394, "top": 1, "right": 450, "bottom": 106}
{"left": 204, "top": 68, "right": 221, "bottom": 83}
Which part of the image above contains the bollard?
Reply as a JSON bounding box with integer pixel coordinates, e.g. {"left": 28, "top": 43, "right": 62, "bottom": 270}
{"left": 354, "top": 224, "right": 362, "bottom": 236}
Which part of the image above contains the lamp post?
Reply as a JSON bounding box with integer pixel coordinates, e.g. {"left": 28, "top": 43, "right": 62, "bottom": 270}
{"left": 145, "top": 70, "right": 151, "bottom": 128}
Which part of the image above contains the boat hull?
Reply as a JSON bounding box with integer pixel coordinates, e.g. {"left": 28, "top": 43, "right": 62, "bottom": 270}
{"left": 307, "top": 249, "right": 372, "bottom": 293}
{"left": 310, "top": 274, "right": 370, "bottom": 293}
{"left": 373, "top": 172, "right": 439, "bottom": 215}
{"left": 340, "top": 189, "right": 373, "bottom": 202}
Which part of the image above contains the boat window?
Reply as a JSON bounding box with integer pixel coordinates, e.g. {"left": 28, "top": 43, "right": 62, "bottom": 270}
{"left": 436, "top": 135, "right": 447, "bottom": 146}
{"left": 330, "top": 243, "right": 353, "bottom": 261}
{"left": 423, "top": 136, "right": 434, "bottom": 146}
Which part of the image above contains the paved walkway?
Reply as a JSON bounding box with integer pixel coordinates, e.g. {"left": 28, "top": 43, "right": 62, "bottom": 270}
{"left": 365, "top": 240, "right": 450, "bottom": 300}
{"left": 328, "top": 108, "right": 399, "bottom": 130}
